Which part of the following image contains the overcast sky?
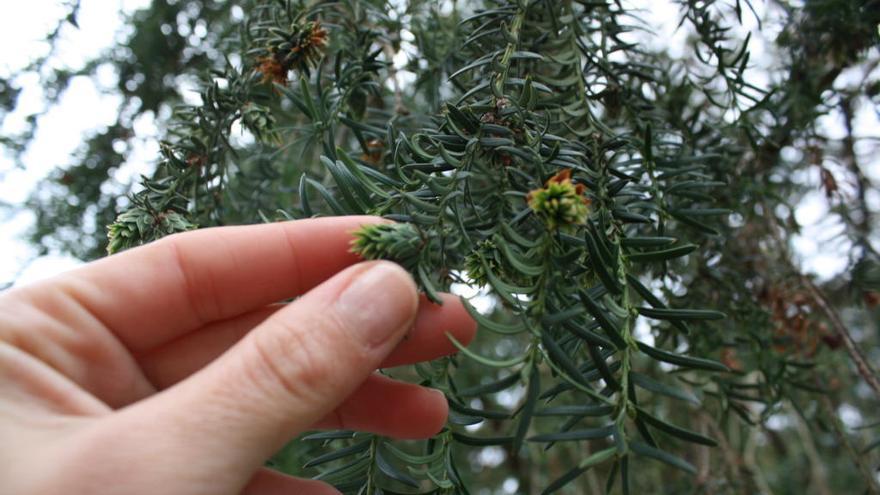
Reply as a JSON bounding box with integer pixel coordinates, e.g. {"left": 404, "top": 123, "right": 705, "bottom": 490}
{"left": 0, "top": 0, "right": 149, "bottom": 285}
{"left": 1, "top": 0, "right": 877, "bottom": 288}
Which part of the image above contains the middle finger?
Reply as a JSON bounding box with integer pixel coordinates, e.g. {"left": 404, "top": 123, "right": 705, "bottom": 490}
{"left": 137, "top": 293, "right": 477, "bottom": 392}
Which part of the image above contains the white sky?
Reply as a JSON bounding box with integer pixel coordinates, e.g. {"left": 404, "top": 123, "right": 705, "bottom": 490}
{"left": 0, "top": 0, "right": 150, "bottom": 286}
{"left": 0, "top": 1, "right": 877, "bottom": 288}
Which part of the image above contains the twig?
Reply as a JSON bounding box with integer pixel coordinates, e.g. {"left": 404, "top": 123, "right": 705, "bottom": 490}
{"left": 762, "top": 204, "right": 880, "bottom": 399}
{"left": 701, "top": 411, "right": 770, "bottom": 495}
{"left": 813, "top": 377, "right": 880, "bottom": 495}
{"left": 800, "top": 274, "right": 880, "bottom": 399}
{"left": 791, "top": 402, "right": 833, "bottom": 495}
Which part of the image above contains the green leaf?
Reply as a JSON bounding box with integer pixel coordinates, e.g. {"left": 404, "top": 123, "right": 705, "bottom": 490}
{"left": 502, "top": 222, "right": 542, "bottom": 249}
{"left": 457, "top": 81, "right": 491, "bottom": 103}
{"left": 626, "top": 275, "right": 690, "bottom": 334}
{"left": 669, "top": 209, "right": 721, "bottom": 235}
{"left": 853, "top": 420, "right": 880, "bottom": 430}
{"left": 376, "top": 449, "right": 420, "bottom": 488}
{"left": 587, "top": 343, "right": 621, "bottom": 390}
{"left": 541, "top": 447, "right": 617, "bottom": 494}
{"left": 451, "top": 432, "right": 514, "bottom": 446}
{"left": 401, "top": 191, "right": 442, "bottom": 213}
{"left": 637, "top": 342, "right": 730, "bottom": 372}
{"left": 514, "top": 365, "right": 540, "bottom": 452}
{"left": 426, "top": 469, "right": 455, "bottom": 490}
{"left": 541, "top": 331, "right": 591, "bottom": 388}
{"left": 529, "top": 424, "right": 615, "bottom": 442}
{"left": 605, "top": 460, "right": 619, "bottom": 493}
{"left": 447, "top": 332, "right": 528, "bottom": 368}
{"left": 539, "top": 359, "right": 621, "bottom": 400}
{"left": 634, "top": 415, "right": 659, "bottom": 448}
{"left": 298, "top": 174, "right": 313, "bottom": 217}
{"left": 630, "top": 371, "right": 699, "bottom": 405}
{"left": 418, "top": 264, "right": 444, "bottom": 305}
{"left": 666, "top": 180, "right": 727, "bottom": 193}
{"left": 627, "top": 244, "right": 697, "bottom": 262}
{"left": 448, "top": 54, "right": 494, "bottom": 81}
{"left": 339, "top": 116, "right": 386, "bottom": 136}
{"left": 383, "top": 444, "right": 444, "bottom": 466}
{"left": 620, "top": 236, "right": 678, "bottom": 248}
{"left": 332, "top": 477, "right": 370, "bottom": 493}
{"left": 335, "top": 147, "right": 391, "bottom": 198}
{"left": 448, "top": 51, "right": 543, "bottom": 81}
{"left": 457, "top": 373, "right": 521, "bottom": 397}
{"left": 498, "top": 239, "right": 544, "bottom": 277}
{"left": 535, "top": 405, "right": 615, "bottom": 417}
{"left": 449, "top": 398, "right": 510, "bottom": 420}
{"left": 612, "top": 209, "right": 652, "bottom": 224}
{"left": 542, "top": 305, "right": 587, "bottom": 325}
{"left": 637, "top": 408, "right": 717, "bottom": 446}
{"left": 298, "top": 74, "right": 322, "bottom": 122}
{"left": 637, "top": 307, "right": 726, "bottom": 321}
{"left": 407, "top": 133, "right": 438, "bottom": 161}
{"left": 589, "top": 221, "right": 619, "bottom": 267}
{"left": 629, "top": 440, "right": 697, "bottom": 474}
{"left": 304, "top": 178, "right": 349, "bottom": 215}
{"left": 449, "top": 410, "right": 482, "bottom": 426}
{"left": 862, "top": 437, "right": 880, "bottom": 453}
{"left": 673, "top": 208, "right": 731, "bottom": 217}
{"left": 276, "top": 82, "right": 314, "bottom": 120}
{"left": 483, "top": 260, "right": 535, "bottom": 306}
{"left": 461, "top": 297, "right": 527, "bottom": 334}
{"left": 567, "top": 321, "right": 618, "bottom": 349}
{"left": 303, "top": 439, "right": 370, "bottom": 468}
{"left": 579, "top": 290, "right": 626, "bottom": 349}
{"left": 584, "top": 228, "right": 622, "bottom": 294}
{"left": 321, "top": 156, "right": 371, "bottom": 213}
{"left": 301, "top": 430, "right": 356, "bottom": 441}
{"left": 314, "top": 457, "right": 370, "bottom": 483}
{"left": 479, "top": 137, "right": 515, "bottom": 147}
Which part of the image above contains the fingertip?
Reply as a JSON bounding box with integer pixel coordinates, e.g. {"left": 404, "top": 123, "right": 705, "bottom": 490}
{"left": 416, "top": 292, "right": 478, "bottom": 347}
{"left": 378, "top": 292, "right": 478, "bottom": 368}
{"left": 439, "top": 293, "right": 478, "bottom": 347}
{"left": 375, "top": 260, "right": 419, "bottom": 303}
{"left": 334, "top": 260, "right": 419, "bottom": 351}
{"left": 365, "top": 260, "right": 420, "bottom": 323}
{"left": 244, "top": 469, "right": 342, "bottom": 495}
{"left": 299, "top": 479, "right": 343, "bottom": 495}
{"left": 313, "top": 375, "right": 449, "bottom": 439}
{"left": 389, "top": 386, "right": 449, "bottom": 440}
{"left": 424, "top": 388, "right": 450, "bottom": 437}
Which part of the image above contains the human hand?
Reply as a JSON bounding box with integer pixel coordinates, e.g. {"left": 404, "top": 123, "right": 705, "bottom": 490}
{"left": 0, "top": 216, "right": 476, "bottom": 494}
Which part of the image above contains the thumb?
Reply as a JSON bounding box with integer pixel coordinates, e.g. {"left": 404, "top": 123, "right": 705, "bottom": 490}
{"left": 124, "top": 260, "right": 418, "bottom": 478}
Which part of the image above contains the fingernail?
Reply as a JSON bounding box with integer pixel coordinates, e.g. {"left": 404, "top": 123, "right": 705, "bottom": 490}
{"left": 335, "top": 261, "right": 418, "bottom": 349}
{"left": 427, "top": 387, "right": 448, "bottom": 403}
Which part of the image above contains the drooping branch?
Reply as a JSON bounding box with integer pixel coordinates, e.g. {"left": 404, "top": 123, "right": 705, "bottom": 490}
{"left": 801, "top": 274, "right": 880, "bottom": 398}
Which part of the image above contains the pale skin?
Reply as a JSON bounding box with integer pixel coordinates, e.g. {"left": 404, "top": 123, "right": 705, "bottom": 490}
{"left": 0, "top": 216, "right": 476, "bottom": 494}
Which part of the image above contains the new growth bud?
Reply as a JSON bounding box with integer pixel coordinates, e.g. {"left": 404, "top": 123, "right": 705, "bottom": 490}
{"left": 256, "top": 20, "right": 329, "bottom": 84}
{"left": 350, "top": 222, "right": 424, "bottom": 271}
{"left": 527, "top": 169, "right": 591, "bottom": 230}
{"left": 464, "top": 240, "right": 502, "bottom": 287}
{"left": 107, "top": 209, "right": 196, "bottom": 254}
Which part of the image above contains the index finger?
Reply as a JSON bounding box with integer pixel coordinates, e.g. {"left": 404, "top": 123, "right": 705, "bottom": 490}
{"left": 43, "top": 216, "right": 384, "bottom": 352}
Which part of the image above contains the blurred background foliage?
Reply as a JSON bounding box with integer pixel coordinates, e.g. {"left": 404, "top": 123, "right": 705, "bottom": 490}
{"left": 2, "top": 0, "right": 880, "bottom": 494}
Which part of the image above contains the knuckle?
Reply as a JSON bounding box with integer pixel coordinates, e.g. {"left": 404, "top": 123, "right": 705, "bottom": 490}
{"left": 247, "top": 317, "right": 335, "bottom": 405}
{"left": 159, "top": 234, "right": 223, "bottom": 325}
